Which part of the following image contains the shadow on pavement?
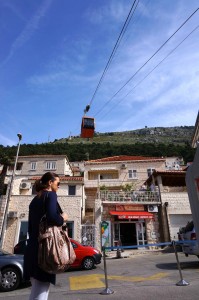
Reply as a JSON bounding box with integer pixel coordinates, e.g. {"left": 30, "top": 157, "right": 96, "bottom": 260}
{"left": 156, "top": 261, "right": 199, "bottom": 270}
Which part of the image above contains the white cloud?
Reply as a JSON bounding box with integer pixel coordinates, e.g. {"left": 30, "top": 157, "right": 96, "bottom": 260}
{"left": 85, "top": 1, "right": 130, "bottom": 24}
{"left": 1, "top": 0, "right": 53, "bottom": 66}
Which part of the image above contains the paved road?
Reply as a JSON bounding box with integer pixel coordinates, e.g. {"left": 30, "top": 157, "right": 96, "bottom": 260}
{"left": 1, "top": 251, "right": 199, "bottom": 300}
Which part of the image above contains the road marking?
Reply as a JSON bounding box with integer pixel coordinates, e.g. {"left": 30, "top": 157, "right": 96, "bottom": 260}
{"left": 69, "top": 274, "right": 105, "bottom": 290}
{"left": 69, "top": 272, "right": 169, "bottom": 290}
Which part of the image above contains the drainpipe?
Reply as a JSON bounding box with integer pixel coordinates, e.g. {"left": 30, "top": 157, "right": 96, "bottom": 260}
{"left": 156, "top": 175, "right": 170, "bottom": 242}
{"left": 164, "top": 202, "right": 171, "bottom": 242}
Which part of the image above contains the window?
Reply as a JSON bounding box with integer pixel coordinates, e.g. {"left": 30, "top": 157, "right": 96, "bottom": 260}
{"left": 32, "top": 184, "right": 37, "bottom": 195}
{"left": 18, "top": 221, "right": 29, "bottom": 242}
{"left": 8, "top": 163, "right": 23, "bottom": 171}
{"left": 30, "top": 162, "right": 37, "bottom": 170}
{"left": 128, "top": 169, "right": 137, "bottom": 179}
{"left": 16, "top": 163, "right": 23, "bottom": 170}
{"left": 66, "top": 221, "right": 74, "bottom": 238}
{"left": 147, "top": 168, "right": 155, "bottom": 177}
{"left": 46, "top": 161, "right": 56, "bottom": 170}
{"left": 68, "top": 185, "right": 76, "bottom": 195}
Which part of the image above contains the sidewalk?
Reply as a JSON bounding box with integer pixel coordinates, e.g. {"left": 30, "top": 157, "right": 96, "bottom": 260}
{"left": 105, "top": 244, "right": 182, "bottom": 259}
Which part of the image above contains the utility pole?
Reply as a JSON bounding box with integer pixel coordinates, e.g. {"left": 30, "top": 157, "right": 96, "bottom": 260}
{"left": 0, "top": 133, "right": 22, "bottom": 248}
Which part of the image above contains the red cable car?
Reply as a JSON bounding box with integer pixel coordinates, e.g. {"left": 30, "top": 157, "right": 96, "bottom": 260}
{"left": 81, "top": 116, "right": 95, "bottom": 138}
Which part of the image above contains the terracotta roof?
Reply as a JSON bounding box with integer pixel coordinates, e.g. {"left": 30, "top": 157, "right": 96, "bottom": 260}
{"left": 30, "top": 176, "right": 83, "bottom": 182}
{"left": 86, "top": 155, "right": 165, "bottom": 164}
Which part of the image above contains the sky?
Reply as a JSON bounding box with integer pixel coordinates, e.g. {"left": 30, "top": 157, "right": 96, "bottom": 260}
{"left": 0, "top": 0, "right": 199, "bottom": 146}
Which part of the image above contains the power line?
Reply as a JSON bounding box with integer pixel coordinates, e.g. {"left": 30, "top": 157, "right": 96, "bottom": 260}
{"left": 94, "top": 7, "right": 199, "bottom": 118}
{"left": 84, "top": 0, "right": 140, "bottom": 113}
{"left": 99, "top": 24, "right": 199, "bottom": 120}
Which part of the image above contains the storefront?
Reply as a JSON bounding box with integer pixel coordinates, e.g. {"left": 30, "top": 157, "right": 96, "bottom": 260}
{"left": 110, "top": 211, "right": 153, "bottom": 247}
{"left": 113, "top": 221, "right": 146, "bottom": 246}
{"left": 100, "top": 204, "right": 158, "bottom": 248}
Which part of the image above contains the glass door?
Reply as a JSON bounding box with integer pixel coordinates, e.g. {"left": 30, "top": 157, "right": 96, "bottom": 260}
{"left": 136, "top": 222, "right": 146, "bottom": 245}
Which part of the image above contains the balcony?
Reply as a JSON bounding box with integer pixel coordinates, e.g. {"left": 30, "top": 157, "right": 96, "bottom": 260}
{"left": 100, "top": 190, "right": 160, "bottom": 204}
{"left": 85, "top": 179, "right": 125, "bottom": 188}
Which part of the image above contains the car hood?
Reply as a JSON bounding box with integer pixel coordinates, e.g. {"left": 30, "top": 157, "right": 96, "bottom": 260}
{"left": 82, "top": 246, "right": 101, "bottom": 252}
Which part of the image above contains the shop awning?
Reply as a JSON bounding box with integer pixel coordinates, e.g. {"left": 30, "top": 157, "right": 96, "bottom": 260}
{"left": 109, "top": 211, "right": 154, "bottom": 219}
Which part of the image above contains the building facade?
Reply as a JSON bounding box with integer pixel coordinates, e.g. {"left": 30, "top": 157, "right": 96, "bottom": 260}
{"left": 146, "top": 170, "right": 192, "bottom": 242}
{"left": 0, "top": 155, "right": 84, "bottom": 253}
{"left": 83, "top": 155, "right": 167, "bottom": 249}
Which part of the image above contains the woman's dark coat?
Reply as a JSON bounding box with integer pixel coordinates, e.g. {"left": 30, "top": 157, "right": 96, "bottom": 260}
{"left": 24, "top": 190, "right": 64, "bottom": 284}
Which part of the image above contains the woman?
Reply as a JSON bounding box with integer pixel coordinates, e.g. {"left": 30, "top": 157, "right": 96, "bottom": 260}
{"left": 24, "top": 172, "right": 68, "bottom": 300}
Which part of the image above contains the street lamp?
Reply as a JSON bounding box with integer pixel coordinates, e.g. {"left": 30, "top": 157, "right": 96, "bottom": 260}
{"left": 0, "top": 133, "right": 22, "bottom": 248}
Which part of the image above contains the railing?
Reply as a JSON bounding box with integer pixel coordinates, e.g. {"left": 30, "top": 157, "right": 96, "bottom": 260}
{"left": 100, "top": 190, "right": 160, "bottom": 204}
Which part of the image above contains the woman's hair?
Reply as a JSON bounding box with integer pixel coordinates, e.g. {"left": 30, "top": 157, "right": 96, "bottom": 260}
{"left": 34, "top": 172, "right": 59, "bottom": 192}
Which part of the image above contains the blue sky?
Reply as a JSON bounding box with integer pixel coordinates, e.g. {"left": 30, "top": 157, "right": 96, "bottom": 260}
{"left": 0, "top": 0, "right": 198, "bottom": 146}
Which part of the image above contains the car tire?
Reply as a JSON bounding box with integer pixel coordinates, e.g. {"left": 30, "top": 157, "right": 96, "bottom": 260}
{"left": 0, "top": 267, "right": 21, "bottom": 292}
{"left": 82, "top": 257, "right": 95, "bottom": 270}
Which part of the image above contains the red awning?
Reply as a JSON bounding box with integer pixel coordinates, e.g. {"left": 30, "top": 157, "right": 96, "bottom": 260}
{"left": 109, "top": 211, "right": 154, "bottom": 219}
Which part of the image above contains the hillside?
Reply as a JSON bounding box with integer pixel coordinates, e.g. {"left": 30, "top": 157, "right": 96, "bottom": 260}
{"left": 55, "top": 126, "right": 194, "bottom": 145}
{"left": 0, "top": 126, "right": 196, "bottom": 164}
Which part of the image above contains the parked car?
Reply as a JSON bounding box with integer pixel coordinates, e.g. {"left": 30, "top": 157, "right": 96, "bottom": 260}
{"left": 0, "top": 250, "right": 24, "bottom": 292}
{"left": 178, "top": 221, "right": 199, "bottom": 258}
{"left": 14, "top": 238, "right": 102, "bottom": 270}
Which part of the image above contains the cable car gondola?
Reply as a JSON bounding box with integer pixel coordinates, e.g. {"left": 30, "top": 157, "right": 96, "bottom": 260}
{"left": 81, "top": 116, "right": 95, "bottom": 138}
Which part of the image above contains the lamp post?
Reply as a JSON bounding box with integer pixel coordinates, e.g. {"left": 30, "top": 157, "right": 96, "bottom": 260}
{"left": 0, "top": 133, "right": 22, "bottom": 248}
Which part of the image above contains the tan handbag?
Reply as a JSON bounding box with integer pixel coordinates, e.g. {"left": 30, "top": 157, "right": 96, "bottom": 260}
{"left": 38, "top": 216, "right": 76, "bottom": 274}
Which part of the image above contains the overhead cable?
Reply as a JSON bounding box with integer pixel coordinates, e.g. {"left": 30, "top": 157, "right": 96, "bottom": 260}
{"left": 94, "top": 7, "right": 199, "bottom": 117}
{"left": 86, "top": 0, "right": 140, "bottom": 112}
{"left": 99, "top": 24, "right": 199, "bottom": 120}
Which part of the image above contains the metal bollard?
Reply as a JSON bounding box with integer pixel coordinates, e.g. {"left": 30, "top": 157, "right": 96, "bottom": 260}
{"left": 172, "top": 240, "right": 189, "bottom": 286}
{"left": 100, "top": 247, "right": 114, "bottom": 295}
{"left": 116, "top": 247, "right": 122, "bottom": 258}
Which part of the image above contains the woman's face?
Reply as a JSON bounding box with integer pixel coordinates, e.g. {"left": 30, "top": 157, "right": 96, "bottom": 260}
{"left": 49, "top": 177, "right": 60, "bottom": 192}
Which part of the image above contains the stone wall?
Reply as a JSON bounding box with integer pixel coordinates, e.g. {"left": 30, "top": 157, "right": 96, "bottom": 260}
{"left": 3, "top": 195, "right": 82, "bottom": 253}
{"left": 160, "top": 192, "right": 191, "bottom": 241}
{"left": 161, "top": 192, "right": 191, "bottom": 215}
{"left": 17, "top": 156, "right": 69, "bottom": 176}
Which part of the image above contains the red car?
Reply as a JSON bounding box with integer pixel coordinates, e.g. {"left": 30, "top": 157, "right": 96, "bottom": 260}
{"left": 14, "top": 239, "right": 102, "bottom": 270}
{"left": 70, "top": 239, "right": 102, "bottom": 270}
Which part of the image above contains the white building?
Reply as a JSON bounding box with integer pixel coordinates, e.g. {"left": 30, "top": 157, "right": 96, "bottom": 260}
{"left": 0, "top": 155, "right": 84, "bottom": 253}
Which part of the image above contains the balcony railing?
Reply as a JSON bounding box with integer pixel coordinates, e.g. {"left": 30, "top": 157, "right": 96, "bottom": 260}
{"left": 100, "top": 190, "right": 160, "bottom": 204}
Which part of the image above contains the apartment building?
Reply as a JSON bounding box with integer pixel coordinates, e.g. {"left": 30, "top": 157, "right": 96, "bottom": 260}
{"left": 0, "top": 155, "right": 84, "bottom": 253}
{"left": 83, "top": 155, "right": 167, "bottom": 249}
{"left": 146, "top": 169, "right": 191, "bottom": 243}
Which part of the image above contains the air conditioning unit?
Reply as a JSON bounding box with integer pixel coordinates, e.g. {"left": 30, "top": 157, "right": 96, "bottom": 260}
{"left": 148, "top": 205, "right": 158, "bottom": 213}
{"left": 174, "top": 164, "right": 180, "bottom": 170}
{"left": 121, "top": 163, "right": 127, "bottom": 169}
{"left": 8, "top": 211, "right": 18, "bottom": 218}
{"left": 20, "top": 182, "right": 31, "bottom": 189}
